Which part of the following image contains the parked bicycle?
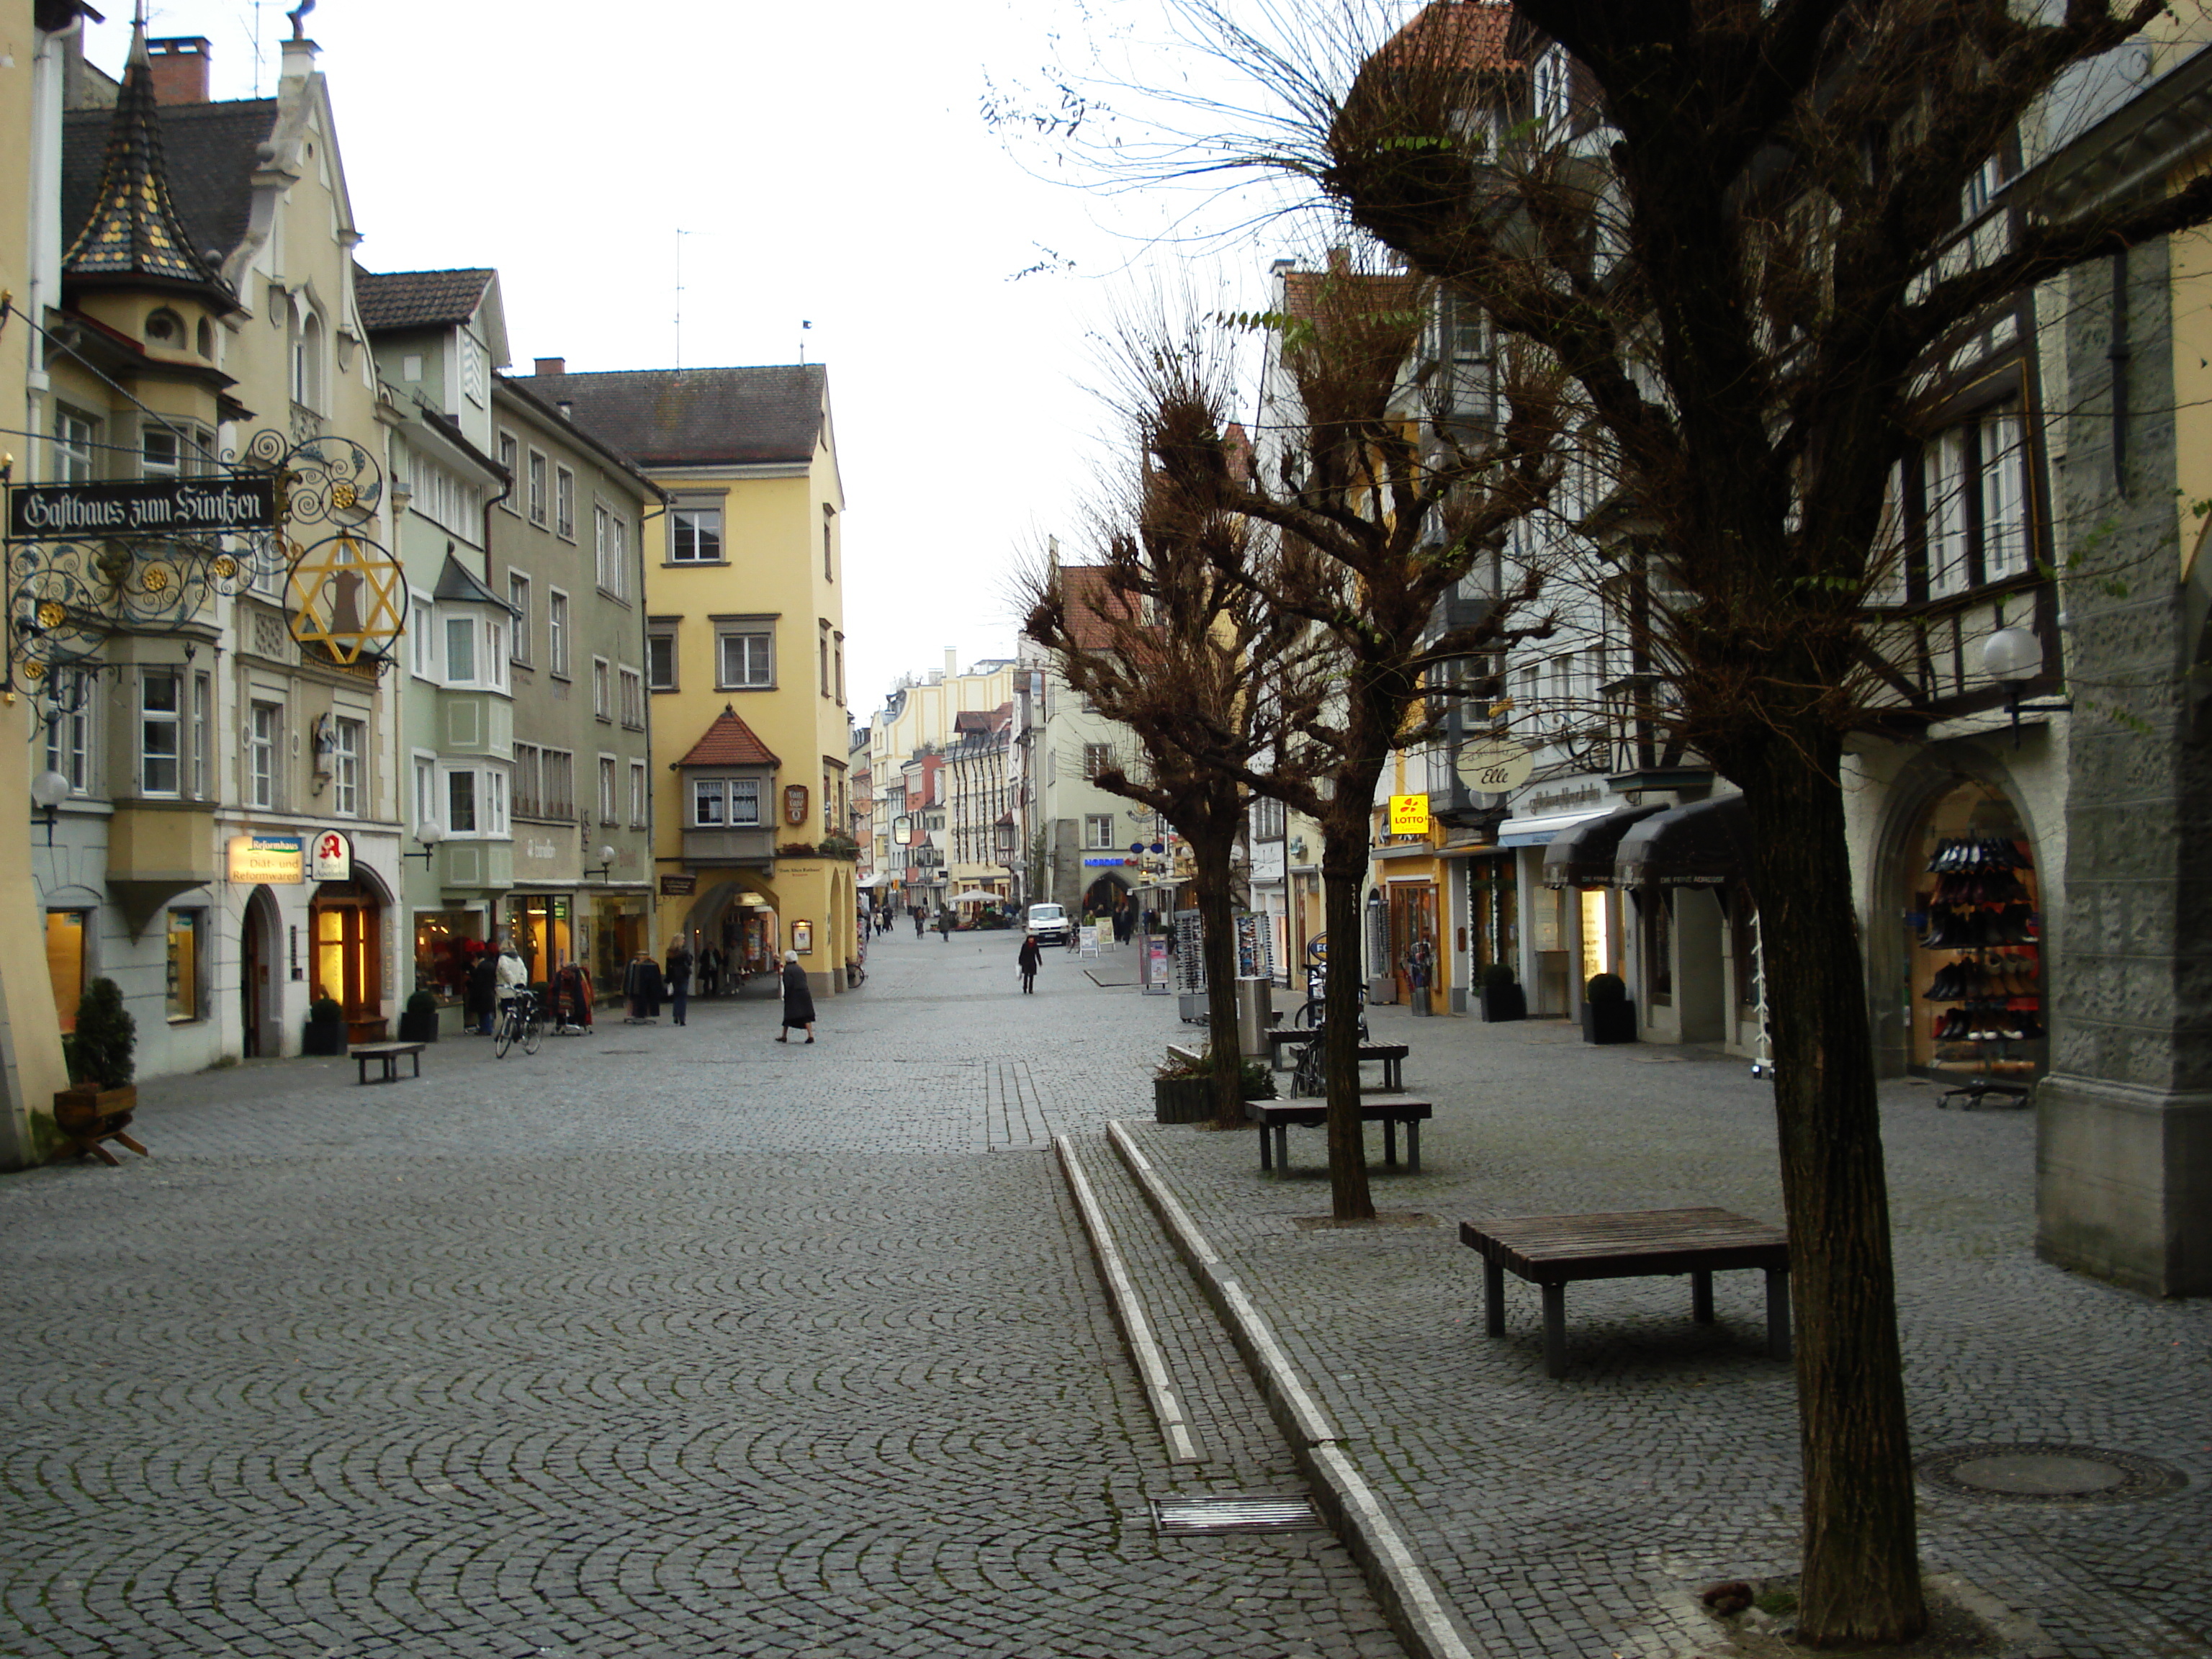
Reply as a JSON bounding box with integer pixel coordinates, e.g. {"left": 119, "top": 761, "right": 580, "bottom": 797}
{"left": 493, "top": 986, "right": 543, "bottom": 1057}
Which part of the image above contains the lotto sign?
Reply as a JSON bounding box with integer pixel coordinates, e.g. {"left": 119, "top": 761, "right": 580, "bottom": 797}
{"left": 308, "top": 830, "right": 352, "bottom": 881}
{"left": 1388, "top": 793, "right": 1432, "bottom": 836}
{"left": 1455, "top": 741, "right": 1535, "bottom": 793}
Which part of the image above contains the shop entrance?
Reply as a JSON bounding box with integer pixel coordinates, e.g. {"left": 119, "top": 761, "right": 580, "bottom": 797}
{"left": 1387, "top": 882, "right": 1438, "bottom": 1005}
{"left": 309, "top": 881, "right": 384, "bottom": 1033}
{"left": 1905, "top": 780, "right": 2043, "bottom": 1086}
{"left": 240, "top": 887, "right": 279, "bottom": 1058}
{"left": 514, "top": 895, "right": 573, "bottom": 986}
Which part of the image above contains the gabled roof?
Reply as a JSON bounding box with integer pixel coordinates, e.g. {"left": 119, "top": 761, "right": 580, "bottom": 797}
{"left": 63, "top": 96, "right": 276, "bottom": 274}
{"left": 1371, "top": 0, "right": 1517, "bottom": 73}
{"left": 356, "top": 267, "right": 497, "bottom": 332}
{"left": 1058, "top": 566, "right": 1142, "bottom": 652}
{"left": 528, "top": 364, "right": 827, "bottom": 469}
{"left": 62, "top": 21, "right": 235, "bottom": 307}
{"left": 673, "top": 704, "right": 781, "bottom": 769}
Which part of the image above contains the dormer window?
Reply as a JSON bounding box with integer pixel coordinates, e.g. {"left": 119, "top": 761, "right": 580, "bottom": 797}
{"left": 145, "top": 308, "right": 184, "bottom": 347}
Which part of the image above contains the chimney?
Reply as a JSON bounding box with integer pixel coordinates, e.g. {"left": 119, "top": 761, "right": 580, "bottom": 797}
{"left": 534, "top": 356, "right": 565, "bottom": 377}
{"left": 146, "top": 37, "right": 212, "bottom": 104}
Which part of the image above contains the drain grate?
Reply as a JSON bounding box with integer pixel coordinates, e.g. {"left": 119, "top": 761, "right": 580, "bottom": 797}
{"left": 1153, "top": 1496, "right": 1324, "bottom": 1536}
{"left": 1917, "top": 1442, "right": 2186, "bottom": 1505}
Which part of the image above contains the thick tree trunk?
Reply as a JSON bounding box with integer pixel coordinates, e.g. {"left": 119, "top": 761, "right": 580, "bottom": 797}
{"left": 1320, "top": 806, "right": 1377, "bottom": 1220}
{"left": 1190, "top": 830, "right": 1248, "bottom": 1128}
{"left": 1737, "top": 725, "right": 1926, "bottom": 1646}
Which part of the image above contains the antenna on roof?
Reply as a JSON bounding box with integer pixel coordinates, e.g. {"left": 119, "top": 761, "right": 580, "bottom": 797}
{"left": 799, "top": 319, "right": 811, "bottom": 365}
{"left": 673, "top": 228, "right": 693, "bottom": 369}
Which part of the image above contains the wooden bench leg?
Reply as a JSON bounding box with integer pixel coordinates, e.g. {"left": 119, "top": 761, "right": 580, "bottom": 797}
{"left": 1766, "top": 1265, "right": 1792, "bottom": 1360}
{"left": 1257, "top": 1123, "right": 1273, "bottom": 1173}
{"left": 1382, "top": 1118, "right": 1399, "bottom": 1167}
{"left": 1406, "top": 1118, "right": 1421, "bottom": 1174}
{"left": 1541, "top": 1282, "right": 1568, "bottom": 1377}
{"left": 1484, "top": 1261, "right": 1505, "bottom": 1336}
{"left": 1691, "top": 1268, "right": 1714, "bottom": 1324}
{"left": 1273, "top": 1122, "right": 1290, "bottom": 1172}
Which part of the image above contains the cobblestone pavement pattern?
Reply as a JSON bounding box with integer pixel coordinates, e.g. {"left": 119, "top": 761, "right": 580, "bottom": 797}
{"left": 1110, "top": 1002, "right": 2212, "bottom": 1658}
{"left": 0, "top": 932, "right": 1403, "bottom": 1659}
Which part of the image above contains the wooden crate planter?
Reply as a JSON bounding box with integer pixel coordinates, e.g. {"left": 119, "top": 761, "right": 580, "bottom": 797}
{"left": 53, "top": 1086, "right": 147, "bottom": 1166}
{"left": 1152, "top": 1076, "right": 1215, "bottom": 1124}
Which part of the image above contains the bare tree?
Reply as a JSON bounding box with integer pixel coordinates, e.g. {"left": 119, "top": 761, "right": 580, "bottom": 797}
{"left": 1146, "top": 255, "right": 1565, "bottom": 1219}
{"left": 1012, "top": 0, "right": 2212, "bottom": 1642}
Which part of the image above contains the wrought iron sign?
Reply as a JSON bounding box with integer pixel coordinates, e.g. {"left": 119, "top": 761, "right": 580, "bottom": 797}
{"left": 2, "top": 431, "right": 403, "bottom": 694}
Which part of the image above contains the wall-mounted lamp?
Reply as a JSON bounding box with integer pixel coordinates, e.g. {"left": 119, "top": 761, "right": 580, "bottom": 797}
{"left": 30, "top": 769, "right": 71, "bottom": 846}
{"left": 1979, "top": 626, "right": 2072, "bottom": 748}
{"left": 403, "top": 819, "right": 445, "bottom": 868}
{"left": 585, "top": 843, "right": 617, "bottom": 881}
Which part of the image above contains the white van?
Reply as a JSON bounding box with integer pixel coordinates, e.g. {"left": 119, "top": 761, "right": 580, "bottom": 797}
{"left": 1025, "top": 903, "right": 1071, "bottom": 946}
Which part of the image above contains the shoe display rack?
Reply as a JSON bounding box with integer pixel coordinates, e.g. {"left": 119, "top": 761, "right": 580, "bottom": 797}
{"left": 1915, "top": 834, "right": 2041, "bottom": 1108}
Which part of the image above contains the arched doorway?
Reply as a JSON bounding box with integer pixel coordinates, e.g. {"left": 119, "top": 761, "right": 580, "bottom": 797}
{"left": 683, "top": 880, "right": 780, "bottom": 989}
{"left": 240, "top": 885, "right": 281, "bottom": 1058}
{"left": 309, "top": 878, "right": 385, "bottom": 1041}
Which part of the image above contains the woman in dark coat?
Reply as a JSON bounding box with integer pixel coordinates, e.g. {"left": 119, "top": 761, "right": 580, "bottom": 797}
{"left": 1016, "top": 933, "right": 1043, "bottom": 995}
{"left": 466, "top": 949, "right": 498, "bottom": 1035}
{"left": 775, "top": 950, "right": 817, "bottom": 1043}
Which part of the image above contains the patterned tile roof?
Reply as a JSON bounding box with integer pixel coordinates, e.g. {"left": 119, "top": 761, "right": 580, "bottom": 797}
{"left": 673, "top": 704, "right": 781, "bottom": 769}
{"left": 61, "top": 22, "right": 234, "bottom": 305}
{"left": 526, "top": 364, "right": 827, "bottom": 469}
{"left": 63, "top": 96, "right": 274, "bottom": 277}
{"left": 356, "top": 268, "right": 497, "bottom": 333}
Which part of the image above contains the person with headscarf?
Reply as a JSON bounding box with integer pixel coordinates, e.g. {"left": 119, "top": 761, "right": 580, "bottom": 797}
{"left": 775, "top": 950, "right": 817, "bottom": 1043}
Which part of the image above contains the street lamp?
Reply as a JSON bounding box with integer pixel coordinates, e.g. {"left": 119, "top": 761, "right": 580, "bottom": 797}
{"left": 30, "top": 769, "right": 71, "bottom": 846}
{"left": 585, "top": 843, "right": 617, "bottom": 881}
{"left": 1979, "top": 625, "right": 2072, "bottom": 747}
{"left": 403, "top": 819, "right": 444, "bottom": 868}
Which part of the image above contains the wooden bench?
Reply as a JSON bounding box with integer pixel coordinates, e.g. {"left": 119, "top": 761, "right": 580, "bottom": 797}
{"left": 1246, "top": 1100, "right": 1432, "bottom": 1174}
{"left": 1460, "top": 1207, "right": 1791, "bottom": 1378}
{"left": 351, "top": 1042, "right": 426, "bottom": 1085}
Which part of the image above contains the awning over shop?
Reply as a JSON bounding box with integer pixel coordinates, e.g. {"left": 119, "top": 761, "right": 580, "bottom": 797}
{"left": 1614, "top": 793, "right": 1751, "bottom": 888}
{"left": 1494, "top": 806, "right": 1614, "bottom": 849}
{"left": 1539, "top": 803, "right": 1668, "bottom": 888}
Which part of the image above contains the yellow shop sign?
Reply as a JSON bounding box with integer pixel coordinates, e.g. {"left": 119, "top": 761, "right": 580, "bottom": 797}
{"left": 1388, "top": 793, "right": 1431, "bottom": 836}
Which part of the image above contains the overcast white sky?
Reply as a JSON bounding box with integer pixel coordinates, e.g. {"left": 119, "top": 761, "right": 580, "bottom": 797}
{"left": 85, "top": 0, "right": 1312, "bottom": 722}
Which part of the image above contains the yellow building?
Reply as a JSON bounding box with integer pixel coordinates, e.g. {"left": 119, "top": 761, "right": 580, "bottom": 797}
{"left": 529, "top": 361, "right": 855, "bottom": 997}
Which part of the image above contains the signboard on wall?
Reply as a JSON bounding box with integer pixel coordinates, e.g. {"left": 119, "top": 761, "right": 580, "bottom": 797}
{"left": 8, "top": 475, "right": 278, "bottom": 539}
{"left": 783, "top": 785, "right": 809, "bottom": 826}
{"left": 228, "top": 835, "right": 304, "bottom": 884}
{"left": 308, "top": 830, "right": 351, "bottom": 881}
{"left": 1389, "top": 793, "right": 1432, "bottom": 836}
{"left": 660, "top": 874, "right": 698, "bottom": 896}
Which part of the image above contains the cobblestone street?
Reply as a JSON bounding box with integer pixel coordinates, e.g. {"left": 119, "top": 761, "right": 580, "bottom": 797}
{"left": 4, "top": 928, "right": 2208, "bottom": 1658}
{"left": 0, "top": 932, "right": 1398, "bottom": 1659}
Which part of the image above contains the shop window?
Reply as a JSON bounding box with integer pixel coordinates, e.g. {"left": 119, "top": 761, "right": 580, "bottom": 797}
{"left": 47, "top": 911, "right": 88, "bottom": 1033}
{"left": 1907, "top": 780, "right": 2042, "bottom": 1083}
{"left": 166, "top": 909, "right": 203, "bottom": 1022}
{"left": 1644, "top": 891, "right": 1674, "bottom": 1005}
{"left": 413, "top": 909, "right": 482, "bottom": 1004}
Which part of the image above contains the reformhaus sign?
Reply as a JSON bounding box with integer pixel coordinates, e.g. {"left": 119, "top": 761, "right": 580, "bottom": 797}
{"left": 8, "top": 477, "right": 280, "bottom": 540}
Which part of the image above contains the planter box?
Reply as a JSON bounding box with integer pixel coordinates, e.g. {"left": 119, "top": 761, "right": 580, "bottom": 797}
{"left": 1582, "top": 999, "right": 1637, "bottom": 1044}
{"left": 396, "top": 1007, "right": 440, "bottom": 1043}
{"left": 53, "top": 1084, "right": 143, "bottom": 1164}
{"left": 1153, "top": 1076, "right": 1215, "bottom": 1124}
{"left": 1480, "top": 984, "right": 1527, "bottom": 1022}
{"left": 302, "top": 1020, "right": 348, "bottom": 1057}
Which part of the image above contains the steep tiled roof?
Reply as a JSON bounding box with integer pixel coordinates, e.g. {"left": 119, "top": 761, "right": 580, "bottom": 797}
{"left": 527, "top": 364, "right": 826, "bottom": 469}
{"left": 1371, "top": 0, "right": 1517, "bottom": 71}
{"left": 61, "top": 24, "right": 233, "bottom": 305}
{"left": 1059, "top": 566, "right": 1141, "bottom": 652}
{"left": 356, "top": 267, "right": 496, "bottom": 332}
{"left": 673, "top": 704, "right": 781, "bottom": 769}
{"left": 63, "top": 96, "right": 276, "bottom": 272}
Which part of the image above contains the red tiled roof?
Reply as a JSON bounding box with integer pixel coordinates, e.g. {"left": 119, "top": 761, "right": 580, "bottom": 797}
{"left": 1371, "top": 0, "right": 1517, "bottom": 72}
{"left": 1061, "top": 566, "right": 1141, "bottom": 651}
{"left": 355, "top": 266, "right": 497, "bottom": 332}
{"left": 673, "top": 704, "right": 781, "bottom": 768}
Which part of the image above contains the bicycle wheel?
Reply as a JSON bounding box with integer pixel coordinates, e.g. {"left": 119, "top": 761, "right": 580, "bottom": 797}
{"left": 493, "top": 1009, "right": 516, "bottom": 1057}
{"left": 521, "top": 1012, "right": 543, "bottom": 1055}
{"left": 1290, "top": 999, "right": 1326, "bottom": 1030}
{"left": 1292, "top": 1041, "right": 1323, "bottom": 1099}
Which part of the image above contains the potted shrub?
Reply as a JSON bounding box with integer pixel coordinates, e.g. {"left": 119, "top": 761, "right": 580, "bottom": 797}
{"left": 397, "top": 989, "right": 440, "bottom": 1044}
{"left": 302, "top": 995, "right": 349, "bottom": 1056}
{"left": 1479, "top": 961, "right": 1527, "bottom": 1022}
{"left": 55, "top": 977, "right": 143, "bottom": 1161}
{"left": 1583, "top": 972, "right": 1638, "bottom": 1044}
{"left": 1153, "top": 1048, "right": 1276, "bottom": 1123}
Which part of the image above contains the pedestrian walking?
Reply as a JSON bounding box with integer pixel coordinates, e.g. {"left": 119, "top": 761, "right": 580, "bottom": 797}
{"left": 913, "top": 906, "right": 926, "bottom": 938}
{"left": 465, "top": 947, "right": 498, "bottom": 1035}
{"left": 775, "top": 950, "right": 817, "bottom": 1043}
{"left": 1016, "top": 932, "right": 1042, "bottom": 994}
{"left": 664, "top": 937, "right": 694, "bottom": 1027}
{"left": 935, "top": 909, "right": 952, "bottom": 941}
{"left": 698, "top": 944, "right": 720, "bottom": 999}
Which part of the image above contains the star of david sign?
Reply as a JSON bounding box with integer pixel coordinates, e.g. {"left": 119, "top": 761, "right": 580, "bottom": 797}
{"left": 287, "top": 530, "right": 405, "bottom": 665}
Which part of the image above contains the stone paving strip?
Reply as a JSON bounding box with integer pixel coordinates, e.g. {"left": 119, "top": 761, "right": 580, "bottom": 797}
{"left": 1105, "top": 1119, "right": 1483, "bottom": 1659}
